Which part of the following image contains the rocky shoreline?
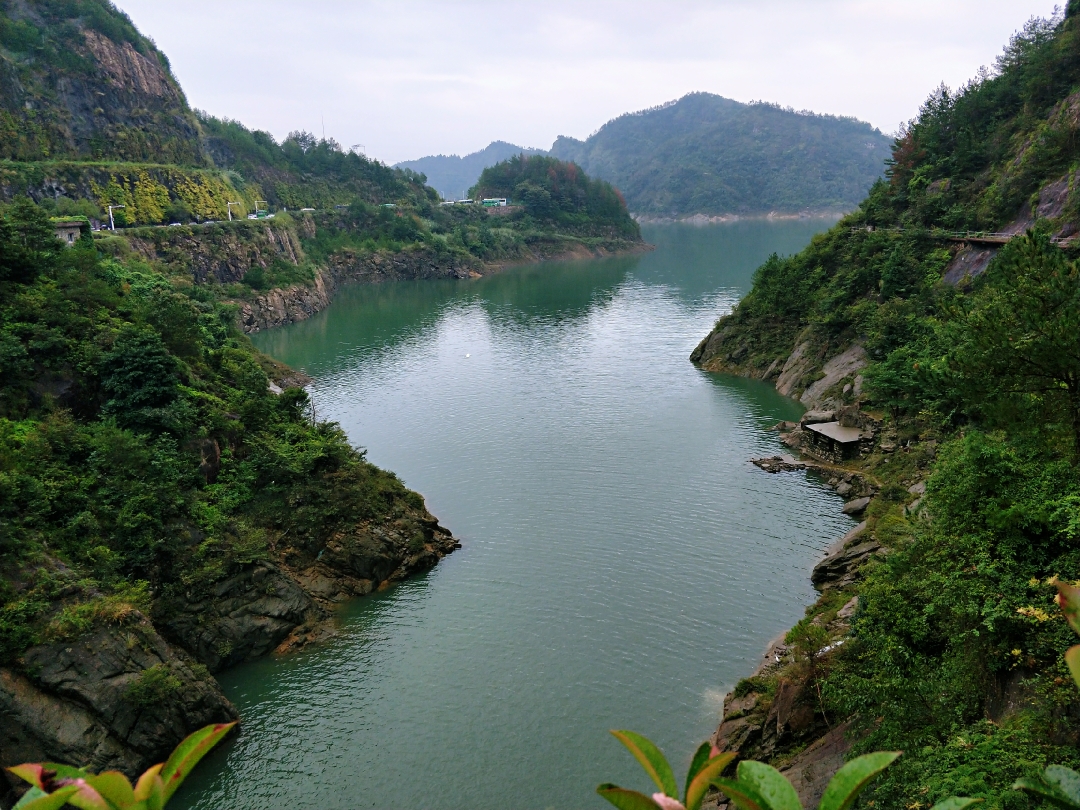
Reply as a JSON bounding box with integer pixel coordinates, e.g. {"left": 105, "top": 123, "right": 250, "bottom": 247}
{"left": 0, "top": 449, "right": 460, "bottom": 808}
{"left": 693, "top": 331, "right": 931, "bottom": 808}
{"left": 235, "top": 238, "right": 651, "bottom": 334}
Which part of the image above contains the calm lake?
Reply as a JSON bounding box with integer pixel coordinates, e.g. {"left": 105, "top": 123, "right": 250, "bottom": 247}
{"left": 175, "top": 220, "right": 853, "bottom": 810}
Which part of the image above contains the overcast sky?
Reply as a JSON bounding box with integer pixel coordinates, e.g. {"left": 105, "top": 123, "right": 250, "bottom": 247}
{"left": 117, "top": 1, "right": 1060, "bottom": 166}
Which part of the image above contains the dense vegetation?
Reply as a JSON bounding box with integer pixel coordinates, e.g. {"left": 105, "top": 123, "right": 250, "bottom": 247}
{"left": 549, "top": 92, "right": 893, "bottom": 217}
{"left": 0, "top": 198, "right": 427, "bottom": 664}
{"left": 197, "top": 115, "right": 435, "bottom": 211}
{"left": 471, "top": 154, "right": 640, "bottom": 238}
{"left": 394, "top": 140, "right": 545, "bottom": 202}
{"left": 698, "top": 6, "right": 1080, "bottom": 807}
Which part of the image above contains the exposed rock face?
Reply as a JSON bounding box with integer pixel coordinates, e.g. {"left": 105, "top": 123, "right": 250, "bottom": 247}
{"left": 127, "top": 223, "right": 306, "bottom": 285}
{"left": 237, "top": 246, "right": 481, "bottom": 333}
{"left": 0, "top": 5, "right": 204, "bottom": 165}
{"left": 81, "top": 31, "right": 177, "bottom": 100}
{"left": 811, "top": 522, "right": 883, "bottom": 590}
{"left": 0, "top": 616, "right": 236, "bottom": 804}
{"left": 779, "top": 721, "right": 854, "bottom": 809}
{"left": 944, "top": 246, "right": 997, "bottom": 285}
{"left": 799, "top": 345, "right": 867, "bottom": 407}
{"left": 154, "top": 562, "right": 321, "bottom": 673}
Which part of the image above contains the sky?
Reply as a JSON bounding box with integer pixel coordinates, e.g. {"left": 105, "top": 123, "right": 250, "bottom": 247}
{"left": 117, "top": 1, "right": 1061, "bottom": 166}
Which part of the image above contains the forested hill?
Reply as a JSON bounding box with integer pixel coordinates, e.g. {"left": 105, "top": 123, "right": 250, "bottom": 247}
{"left": 691, "top": 6, "right": 1080, "bottom": 808}
{"left": 394, "top": 141, "right": 545, "bottom": 201}
{"left": 550, "top": 92, "right": 892, "bottom": 217}
{"left": 0, "top": 0, "right": 434, "bottom": 216}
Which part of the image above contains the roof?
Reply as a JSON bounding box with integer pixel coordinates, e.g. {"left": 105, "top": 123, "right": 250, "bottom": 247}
{"left": 805, "top": 421, "right": 863, "bottom": 444}
{"left": 50, "top": 217, "right": 90, "bottom": 227}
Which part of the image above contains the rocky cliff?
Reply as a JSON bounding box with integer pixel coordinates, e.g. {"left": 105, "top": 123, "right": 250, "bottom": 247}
{"left": 0, "top": 0, "right": 204, "bottom": 165}
{"left": 1, "top": 504, "right": 458, "bottom": 807}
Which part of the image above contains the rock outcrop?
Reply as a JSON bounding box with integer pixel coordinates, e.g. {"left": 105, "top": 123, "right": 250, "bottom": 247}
{"left": 0, "top": 615, "right": 236, "bottom": 805}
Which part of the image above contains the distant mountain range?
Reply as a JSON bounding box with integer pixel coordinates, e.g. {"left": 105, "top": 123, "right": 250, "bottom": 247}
{"left": 398, "top": 93, "right": 893, "bottom": 217}
{"left": 551, "top": 93, "right": 893, "bottom": 217}
{"left": 394, "top": 141, "right": 545, "bottom": 200}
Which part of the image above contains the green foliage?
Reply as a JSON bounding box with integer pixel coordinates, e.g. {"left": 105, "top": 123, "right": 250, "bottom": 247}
{"left": 7, "top": 721, "right": 235, "bottom": 809}
{"left": 471, "top": 154, "right": 639, "bottom": 238}
{"left": 549, "top": 93, "right": 892, "bottom": 216}
{"left": 597, "top": 731, "right": 953, "bottom": 810}
{"left": 0, "top": 199, "right": 436, "bottom": 663}
{"left": 125, "top": 663, "right": 183, "bottom": 707}
{"left": 691, "top": 10, "right": 1080, "bottom": 808}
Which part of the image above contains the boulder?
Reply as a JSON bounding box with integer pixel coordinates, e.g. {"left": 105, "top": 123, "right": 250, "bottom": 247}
{"left": 800, "top": 410, "right": 836, "bottom": 426}
{"left": 811, "top": 540, "right": 883, "bottom": 590}
{"left": 842, "top": 497, "right": 871, "bottom": 515}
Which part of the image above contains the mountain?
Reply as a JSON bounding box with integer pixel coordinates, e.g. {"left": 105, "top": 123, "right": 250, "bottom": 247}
{"left": 394, "top": 140, "right": 545, "bottom": 200}
{"left": 692, "top": 6, "right": 1080, "bottom": 807}
{"left": 550, "top": 92, "right": 893, "bottom": 217}
{"left": 0, "top": 0, "right": 202, "bottom": 164}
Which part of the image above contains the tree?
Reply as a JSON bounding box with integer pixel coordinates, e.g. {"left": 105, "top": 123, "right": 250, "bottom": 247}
{"left": 0, "top": 198, "right": 62, "bottom": 285}
{"left": 953, "top": 233, "right": 1080, "bottom": 455}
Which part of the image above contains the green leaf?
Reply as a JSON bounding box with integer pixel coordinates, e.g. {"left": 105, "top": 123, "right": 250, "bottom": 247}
{"left": 12, "top": 785, "right": 81, "bottom": 810}
{"left": 86, "top": 771, "right": 136, "bottom": 808}
{"left": 818, "top": 751, "right": 901, "bottom": 810}
{"left": 63, "top": 783, "right": 111, "bottom": 810}
{"left": 597, "top": 784, "right": 662, "bottom": 810}
{"left": 1064, "top": 646, "right": 1080, "bottom": 693}
{"left": 133, "top": 765, "right": 164, "bottom": 810}
{"left": 710, "top": 777, "right": 770, "bottom": 810}
{"left": 12, "top": 787, "right": 50, "bottom": 810}
{"left": 928, "top": 798, "right": 983, "bottom": 810}
{"left": 1015, "top": 776, "right": 1080, "bottom": 810}
{"left": 610, "top": 731, "right": 679, "bottom": 799}
{"left": 8, "top": 765, "right": 49, "bottom": 790}
{"left": 685, "top": 743, "right": 712, "bottom": 797}
{"left": 737, "top": 761, "right": 802, "bottom": 810}
{"left": 1058, "top": 582, "right": 1080, "bottom": 636}
{"left": 159, "top": 721, "right": 237, "bottom": 802}
{"left": 1046, "top": 766, "right": 1080, "bottom": 805}
{"left": 685, "top": 753, "right": 737, "bottom": 810}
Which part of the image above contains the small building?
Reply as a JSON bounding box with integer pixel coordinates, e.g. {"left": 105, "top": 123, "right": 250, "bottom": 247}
{"left": 51, "top": 217, "right": 91, "bottom": 246}
{"left": 803, "top": 421, "right": 864, "bottom": 463}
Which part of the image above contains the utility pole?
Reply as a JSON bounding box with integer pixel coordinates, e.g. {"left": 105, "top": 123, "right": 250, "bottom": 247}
{"left": 227, "top": 201, "right": 241, "bottom": 221}
{"left": 107, "top": 204, "right": 124, "bottom": 231}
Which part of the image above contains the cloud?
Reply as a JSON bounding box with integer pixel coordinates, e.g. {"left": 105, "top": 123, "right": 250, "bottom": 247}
{"left": 119, "top": 0, "right": 1059, "bottom": 164}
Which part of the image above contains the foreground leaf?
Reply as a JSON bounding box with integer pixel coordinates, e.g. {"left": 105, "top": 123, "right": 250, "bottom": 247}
{"left": 818, "top": 751, "right": 901, "bottom": 810}
{"left": 134, "top": 764, "right": 165, "bottom": 810}
{"left": 928, "top": 798, "right": 983, "bottom": 810}
{"left": 684, "top": 743, "right": 712, "bottom": 797}
{"left": 159, "top": 721, "right": 237, "bottom": 801}
{"left": 710, "top": 777, "right": 770, "bottom": 810}
{"left": 1067, "top": 647, "right": 1080, "bottom": 692}
{"left": 1046, "top": 766, "right": 1080, "bottom": 805}
{"left": 12, "top": 785, "right": 80, "bottom": 810}
{"left": 597, "top": 784, "right": 663, "bottom": 810}
{"left": 1058, "top": 582, "right": 1080, "bottom": 636}
{"left": 1015, "top": 775, "right": 1080, "bottom": 810}
{"left": 685, "top": 753, "right": 737, "bottom": 810}
{"left": 737, "top": 760, "right": 802, "bottom": 810}
{"left": 610, "top": 731, "right": 679, "bottom": 799}
{"left": 86, "top": 771, "right": 136, "bottom": 808}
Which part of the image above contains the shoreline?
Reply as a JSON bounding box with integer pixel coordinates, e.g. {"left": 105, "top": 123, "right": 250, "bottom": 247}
{"left": 633, "top": 211, "right": 847, "bottom": 225}
{"left": 237, "top": 237, "right": 652, "bottom": 334}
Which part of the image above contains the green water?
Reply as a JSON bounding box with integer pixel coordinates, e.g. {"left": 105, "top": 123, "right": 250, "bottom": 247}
{"left": 176, "top": 221, "right": 852, "bottom": 810}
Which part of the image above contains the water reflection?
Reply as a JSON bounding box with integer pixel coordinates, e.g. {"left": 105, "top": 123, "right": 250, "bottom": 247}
{"left": 176, "top": 221, "right": 848, "bottom": 810}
